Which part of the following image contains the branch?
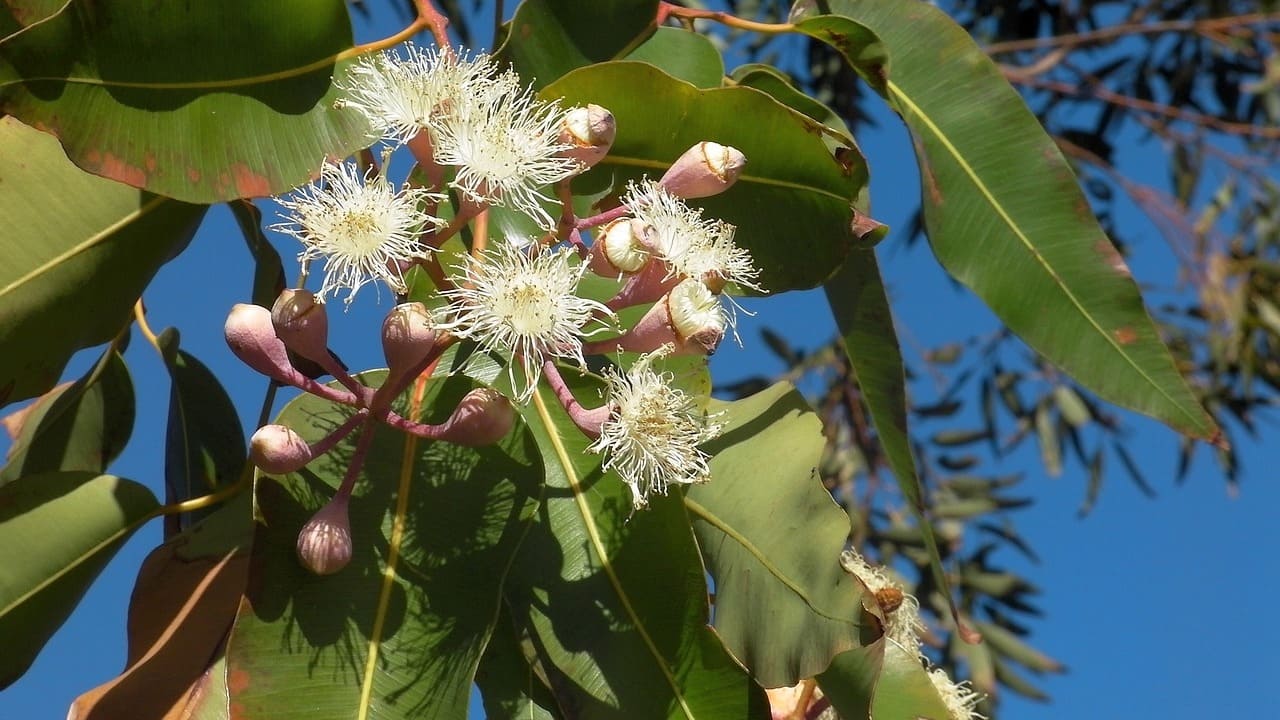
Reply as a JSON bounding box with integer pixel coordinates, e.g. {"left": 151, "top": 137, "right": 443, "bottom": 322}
{"left": 984, "top": 12, "right": 1280, "bottom": 55}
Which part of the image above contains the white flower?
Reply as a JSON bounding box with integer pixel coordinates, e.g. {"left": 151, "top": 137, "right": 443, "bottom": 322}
{"left": 622, "top": 179, "right": 763, "bottom": 293}
{"left": 338, "top": 44, "right": 518, "bottom": 145}
{"left": 928, "top": 668, "right": 986, "bottom": 720}
{"left": 839, "top": 549, "right": 925, "bottom": 655}
{"left": 273, "top": 161, "right": 443, "bottom": 304}
{"left": 431, "top": 84, "right": 581, "bottom": 230}
{"left": 589, "top": 348, "right": 723, "bottom": 509}
{"left": 435, "top": 242, "right": 612, "bottom": 402}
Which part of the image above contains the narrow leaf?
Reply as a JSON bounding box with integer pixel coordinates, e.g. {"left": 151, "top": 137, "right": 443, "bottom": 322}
{"left": 0, "top": 471, "right": 158, "bottom": 687}
{"left": 792, "top": 0, "right": 1219, "bottom": 441}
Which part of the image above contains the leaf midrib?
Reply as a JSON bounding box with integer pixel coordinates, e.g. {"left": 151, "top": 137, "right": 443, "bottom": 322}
{"left": 888, "top": 81, "right": 1204, "bottom": 433}
{"left": 530, "top": 389, "right": 696, "bottom": 720}
{"left": 683, "top": 496, "right": 860, "bottom": 627}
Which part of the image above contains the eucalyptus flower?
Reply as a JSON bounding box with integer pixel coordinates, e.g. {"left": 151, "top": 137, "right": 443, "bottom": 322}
{"left": 928, "top": 668, "right": 986, "bottom": 720}
{"left": 622, "top": 180, "right": 761, "bottom": 291}
{"left": 589, "top": 347, "right": 723, "bottom": 509}
{"left": 839, "top": 549, "right": 925, "bottom": 655}
{"left": 435, "top": 242, "right": 612, "bottom": 401}
{"left": 273, "top": 161, "right": 443, "bottom": 304}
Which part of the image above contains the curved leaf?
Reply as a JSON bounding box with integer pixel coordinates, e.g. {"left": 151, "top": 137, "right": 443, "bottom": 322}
{"left": 819, "top": 640, "right": 953, "bottom": 720}
{"left": 687, "top": 382, "right": 866, "bottom": 687}
{"left": 823, "top": 250, "right": 965, "bottom": 637}
{"left": 0, "top": 471, "right": 158, "bottom": 688}
{"left": 501, "top": 360, "right": 767, "bottom": 719}
{"left": 226, "top": 368, "right": 541, "bottom": 719}
{"left": 0, "top": 0, "right": 371, "bottom": 202}
{"left": 624, "top": 27, "right": 725, "bottom": 89}
{"left": 0, "top": 349, "right": 134, "bottom": 485}
{"left": 545, "top": 62, "right": 868, "bottom": 292}
{"left": 157, "top": 330, "right": 246, "bottom": 519}
{"left": 0, "top": 116, "right": 205, "bottom": 406}
{"left": 498, "top": 0, "right": 659, "bottom": 90}
{"left": 792, "top": 0, "right": 1217, "bottom": 440}
{"left": 476, "top": 605, "right": 562, "bottom": 720}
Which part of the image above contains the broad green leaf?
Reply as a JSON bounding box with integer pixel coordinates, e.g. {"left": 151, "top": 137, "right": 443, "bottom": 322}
{"left": 546, "top": 62, "right": 868, "bottom": 292}
{"left": 226, "top": 368, "right": 541, "bottom": 720}
{"left": 624, "top": 27, "right": 725, "bottom": 89}
{"left": 729, "top": 64, "right": 854, "bottom": 142}
{"left": 792, "top": 0, "right": 1217, "bottom": 440}
{"left": 0, "top": 116, "right": 205, "bottom": 406}
{"left": 498, "top": 0, "right": 659, "bottom": 90}
{"left": 503, "top": 364, "right": 767, "bottom": 719}
{"left": 0, "top": 349, "right": 134, "bottom": 485}
{"left": 68, "top": 498, "right": 250, "bottom": 720}
{"left": 0, "top": 0, "right": 371, "bottom": 202}
{"left": 820, "top": 637, "right": 954, "bottom": 720}
{"left": 157, "top": 329, "right": 247, "bottom": 529}
{"left": 687, "top": 382, "right": 865, "bottom": 687}
{"left": 476, "top": 605, "right": 562, "bottom": 720}
{"left": 823, "top": 250, "right": 966, "bottom": 639}
{"left": 0, "top": 471, "right": 159, "bottom": 688}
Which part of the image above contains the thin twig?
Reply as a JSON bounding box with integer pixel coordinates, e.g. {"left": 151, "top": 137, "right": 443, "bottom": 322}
{"left": 985, "top": 12, "right": 1279, "bottom": 54}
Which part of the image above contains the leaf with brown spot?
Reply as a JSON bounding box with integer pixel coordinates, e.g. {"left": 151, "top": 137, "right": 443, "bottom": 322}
{"left": 793, "top": 0, "right": 1219, "bottom": 441}
{"left": 0, "top": 0, "right": 371, "bottom": 202}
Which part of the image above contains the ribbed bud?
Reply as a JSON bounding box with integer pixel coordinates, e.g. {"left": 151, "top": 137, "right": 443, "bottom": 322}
{"left": 225, "top": 303, "right": 302, "bottom": 384}
{"left": 296, "top": 497, "right": 353, "bottom": 575}
{"left": 588, "top": 218, "right": 651, "bottom": 277}
{"left": 382, "top": 302, "right": 438, "bottom": 377}
{"left": 271, "top": 289, "right": 330, "bottom": 363}
{"left": 249, "top": 424, "right": 314, "bottom": 474}
{"left": 659, "top": 141, "right": 747, "bottom": 199}
{"left": 559, "top": 104, "right": 616, "bottom": 170}
{"left": 439, "top": 388, "right": 515, "bottom": 446}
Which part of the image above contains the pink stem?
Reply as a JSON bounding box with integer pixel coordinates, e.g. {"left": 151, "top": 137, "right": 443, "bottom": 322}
{"left": 542, "top": 360, "right": 610, "bottom": 438}
{"left": 574, "top": 203, "right": 630, "bottom": 230}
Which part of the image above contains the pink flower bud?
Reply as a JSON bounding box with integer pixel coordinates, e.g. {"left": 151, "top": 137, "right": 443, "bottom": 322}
{"left": 438, "top": 388, "right": 515, "bottom": 446}
{"left": 382, "top": 302, "right": 438, "bottom": 377}
{"left": 589, "top": 279, "right": 725, "bottom": 356}
{"left": 225, "top": 304, "right": 302, "bottom": 384}
{"left": 659, "top": 141, "right": 746, "bottom": 199}
{"left": 297, "top": 497, "right": 353, "bottom": 575}
{"left": 559, "top": 104, "right": 616, "bottom": 170}
{"left": 249, "top": 424, "right": 314, "bottom": 474}
{"left": 272, "top": 289, "right": 330, "bottom": 363}
{"left": 588, "top": 218, "right": 651, "bottom": 277}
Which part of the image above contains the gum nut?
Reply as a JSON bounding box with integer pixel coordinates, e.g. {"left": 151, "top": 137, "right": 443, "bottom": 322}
{"left": 249, "top": 424, "right": 313, "bottom": 474}
{"left": 659, "top": 141, "right": 747, "bottom": 199}
{"left": 296, "top": 499, "right": 353, "bottom": 575}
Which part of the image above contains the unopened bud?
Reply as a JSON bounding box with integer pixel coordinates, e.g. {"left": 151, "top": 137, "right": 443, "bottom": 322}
{"left": 588, "top": 218, "right": 651, "bottom": 277}
{"left": 659, "top": 141, "right": 746, "bottom": 199}
{"left": 250, "top": 424, "right": 314, "bottom": 474}
{"left": 272, "top": 289, "right": 329, "bottom": 363}
{"left": 560, "top": 104, "right": 616, "bottom": 170}
{"left": 588, "top": 279, "right": 725, "bottom": 356}
{"left": 382, "top": 302, "right": 438, "bottom": 376}
{"left": 439, "top": 388, "right": 515, "bottom": 446}
{"left": 225, "top": 304, "right": 302, "bottom": 384}
{"left": 297, "top": 497, "right": 353, "bottom": 575}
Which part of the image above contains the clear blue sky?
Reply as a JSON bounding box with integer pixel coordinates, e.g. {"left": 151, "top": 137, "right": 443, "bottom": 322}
{"left": 3, "top": 2, "right": 1277, "bottom": 718}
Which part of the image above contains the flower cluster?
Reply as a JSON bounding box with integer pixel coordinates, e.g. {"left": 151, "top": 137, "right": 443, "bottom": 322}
{"left": 233, "top": 41, "right": 761, "bottom": 575}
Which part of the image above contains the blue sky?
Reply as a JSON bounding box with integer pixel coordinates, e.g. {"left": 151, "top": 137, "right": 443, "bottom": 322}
{"left": 3, "top": 2, "right": 1277, "bottom": 718}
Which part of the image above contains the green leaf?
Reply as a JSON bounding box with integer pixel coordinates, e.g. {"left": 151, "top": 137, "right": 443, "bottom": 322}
{"left": 157, "top": 330, "right": 247, "bottom": 517}
{"left": 0, "top": 0, "right": 371, "bottom": 202}
{"left": 688, "top": 382, "right": 865, "bottom": 687}
{"left": 498, "top": 0, "right": 659, "bottom": 90}
{"left": 546, "top": 62, "right": 867, "bottom": 292}
{"left": 792, "top": 0, "right": 1218, "bottom": 441}
{"left": 823, "top": 250, "right": 968, "bottom": 639}
{"left": 226, "top": 368, "right": 542, "bottom": 719}
{"left": 624, "top": 27, "right": 724, "bottom": 89}
{"left": 1, "top": 349, "right": 134, "bottom": 485}
{"left": 230, "top": 199, "right": 288, "bottom": 308}
{"left": 476, "top": 605, "right": 562, "bottom": 720}
{"left": 503, "top": 364, "right": 767, "bottom": 719}
{"left": 0, "top": 471, "right": 158, "bottom": 688}
{"left": 729, "top": 63, "right": 854, "bottom": 142}
{"left": 0, "top": 116, "right": 205, "bottom": 406}
{"left": 819, "top": 640, "right": 953, "bottom": 720}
